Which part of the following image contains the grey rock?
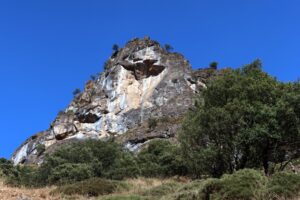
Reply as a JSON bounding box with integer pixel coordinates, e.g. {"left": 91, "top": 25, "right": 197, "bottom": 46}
{"left": 12, "top": 37, "right": 219, "bottom": 165}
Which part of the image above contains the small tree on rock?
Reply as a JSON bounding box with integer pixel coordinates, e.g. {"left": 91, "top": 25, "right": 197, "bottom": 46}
{"left": 209, "top": 61, "right": 218, "bottom": 69}
{"left": 112, "top": 44, "right": 119, "bottom": 52}
{"left": 72, "top": 88, "right": 81, "bottom": 97}
{"left": 164, "top": 44, "right": 173, "bottom": 53}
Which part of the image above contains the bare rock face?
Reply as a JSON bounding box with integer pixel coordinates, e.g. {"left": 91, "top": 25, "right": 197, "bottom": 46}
{"left": 12, "top": 37, "right": 217, "bottom": 165}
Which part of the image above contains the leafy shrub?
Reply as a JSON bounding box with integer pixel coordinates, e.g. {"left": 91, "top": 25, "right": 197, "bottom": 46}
{"left": 5, "top": 165, "right": 40, "bottom": 188}
{"left": 112, "top": 44, "right": 119, "bottom": 52}
{"left": 148, "top": 118, "right": 158, "bottom": 129}
{"left": 37, "top": 140, "right": 139, "bottom": 185}
{"left": 164, "top": 44, "right": 173, "bottom": 53}
{"left": 267, "top": 172, "right": 300, "bottom": 199}
{"left": 170, "top": 170, "right": 269, "bottom": 200}
{"left": 137, "top": 140, "right": 187, "bottom": 177}
{"left": 180, "top": 60, "right": 300, "bottom": 177}
{"left": 209, "top": 61, "right": 218, "bottom": 69}
{"left": 48, "top": 163, "right": 93, "bottom": 185}
{"left": 72, "top": 88, "right": 81, "bottom": 96}
{"left": 206, "top": 169, "right": 268, "bottom": 200}
{"left": 0, "top": 158, "right": 15, "bottom": 177}
{"left": 52, "top": 178, "right": 124, "bottom": 197}
{"left": 106, "top": 152, "right": 141, "bottom": 180}
{"left": 36, "top": 144, "right": 46, "bottom": 156}
{"left": 104, "top": 61, "right": 113, "bottom": 70}
{"left": 170, "top": 179, "right": 217, "bottom": 200}
{"left": 4, "top": 140, "right": 141, "bottom": 187}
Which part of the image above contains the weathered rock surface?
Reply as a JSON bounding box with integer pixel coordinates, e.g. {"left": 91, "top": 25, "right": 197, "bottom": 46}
{"left": 12, "top": 37, "right": 219, "bottom": 165}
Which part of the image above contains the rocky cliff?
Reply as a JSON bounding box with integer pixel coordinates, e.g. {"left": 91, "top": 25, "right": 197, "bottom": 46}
{"left": 12, "top": 37, "right": 218, "bottom": 165}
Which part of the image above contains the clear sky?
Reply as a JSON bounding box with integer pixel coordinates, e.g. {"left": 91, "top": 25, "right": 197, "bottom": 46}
{"left": 0, "top": 0, "right": 299, "bottom": 158}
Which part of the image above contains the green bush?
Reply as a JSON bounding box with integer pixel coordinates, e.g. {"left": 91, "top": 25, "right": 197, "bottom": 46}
{"left": 72, "top": 88, "right": 81, "bottom": 96}
{"left": 0, "top": 158, "right": 15, "bottom": 177}
{"left": 267, "top": 172, "right": 300, "bottom": 199}
{"left": 209, "top": 61, "right": 218, "bottom": 69}
{"left": 37, "top": 140, "right": 139, "bottom": 185}
{"left": 52, "top": 178, "right": 123, "bottom": 197}
{"left": 36, "top": 144, "right": 46, "bottom": 156}
{"left": 148, "top": 118, "right": 158, "bottom": 129}
{"left": 4, "top": 140, "right": 140, "bottom": 187}
{"left": 48, "top": 163, "right": 93, "bottom": 185}
{"left": 180, "top": 60, "right": 300, "bottom": 177}
{"left": 167, "top": 170, "right": 300, "bottom": 200}
{"left": 5, "top": 165, "right": 40, "bottom": 188}
{"left": 207, "top": 169, "right": 267, "bottom": 200}
{"left": 164, "top": 44, "right": 173, "bottom": 53}
{"left": 106, "top": 152, "right": 141, "bottom": 180}
{"left": 137, "top": 140, "right": 187, "bottom": 177}
{"left": 112, "top": 44, "right": 119, "bottom": 52}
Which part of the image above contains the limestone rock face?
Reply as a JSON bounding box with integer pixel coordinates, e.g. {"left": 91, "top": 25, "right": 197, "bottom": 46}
{"left": 12, "top": 37, "right": 217, "bottom": 165}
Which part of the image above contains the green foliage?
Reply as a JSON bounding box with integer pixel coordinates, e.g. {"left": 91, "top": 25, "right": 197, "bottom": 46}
{"left": 209, "top": 61, "right": 218, "bottom": 69}
{"left": 38, "top": 140, "right": 139, "bottom": 185}
{"left": 148, "top": 118, "right": 158, "bottom": 129}
{"left": 180, "top": 60, "right": 300, "bottom": 177}
{"left": 72, "top": 88, "right": 81, "bottom": 96}
{"left": 267, "top": 172, "right": 300, "bottom": 199}
{"left": 52, "top": 178, "right": 126, "bottom": 197}
{"left": 0, "top": 158, "right": 15, "bottom": 177}
{"left": 203, "top": 170, "right": 300, "bottom": 200}
{"left": 4, "top": 140, "right": 139, "bottom": 187}
{"left": 166, "top": 169, "right": 300, "bottom": 200}
{"left": 48, "top": 163, "right": 93, "bottom": 185}
{"left": 5, "top": 165, "right": 40, "bottom": 188}
{"left": 104, "top": 61, "right": 111, "bottom": 70}
{"left": 106, "top": 152, "right": 140, "bottom": 180}
{"left": 164, "top": 44, "right": 173, "bottom": 53}
{"left": 36, "top": 144, "right": 46, "bottom": 156}
{"left": 137, "top": 140, "right": 187, "bottom": 177}
{"left": 205, "top": 169, "right": 267, "bottom": 200}
{"left": 112, "top": 44, "right": 119, "bottom": 52}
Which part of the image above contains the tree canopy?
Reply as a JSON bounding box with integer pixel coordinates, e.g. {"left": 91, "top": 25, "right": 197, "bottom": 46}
{"left": 180, "top": 60, "right": 300, "bottom": 177}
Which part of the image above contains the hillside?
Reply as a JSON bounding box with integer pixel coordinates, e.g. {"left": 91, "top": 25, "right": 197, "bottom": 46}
{"left": 2, "top": 37, "right": 299, "bottom": 200}
{"left": 12, "top": 37, "right": 221, "bottom": 165}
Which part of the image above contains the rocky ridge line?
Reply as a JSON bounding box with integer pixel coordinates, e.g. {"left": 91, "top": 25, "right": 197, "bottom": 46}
{"left": 12, "top": 37, "right": 219, "bottom": 165}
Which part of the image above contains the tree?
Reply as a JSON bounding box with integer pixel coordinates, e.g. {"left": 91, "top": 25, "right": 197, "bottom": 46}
{"left": 112, "top": 44, "right": 119, "bottom": 52}
{"left": 37, "top": 140, "right": 139, "bottom": 185}
{"left": 72, "top": 88, "right": 81, "bottom": 97}
{"left": 164, "top": 44, "right": 173, "bottom": 53}
{"left": 90, "top": 75, "right": 96, "bottom": 81}
{"left": 180, "top": 60, "right": 300, "bottom": 177}
{"left": 104, "top": 61, "right": 110, "bottom": 71}
{"left": 36, "top": 144, "right": 46, "bottom": 156}
{"left": 209, "top": 61, "right": 218, "bottom": 69}
{"left": 137, "top": 140, "right": 187, "bottom": 177}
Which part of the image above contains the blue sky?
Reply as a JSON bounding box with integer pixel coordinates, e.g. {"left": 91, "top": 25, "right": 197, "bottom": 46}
{"left": 0, "top": 0, "right": 299, "bottom": 158}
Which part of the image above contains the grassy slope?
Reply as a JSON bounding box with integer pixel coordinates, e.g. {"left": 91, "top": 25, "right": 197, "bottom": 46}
{"left": 0, "top": 178, "right": 96, "bottom": 200}
{"left": 1, "top": 172, "right": 300, "bottom": 200}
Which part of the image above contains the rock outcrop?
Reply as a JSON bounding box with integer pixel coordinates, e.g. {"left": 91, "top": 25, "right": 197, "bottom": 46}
{"left": 12, "top": 37, "right": 218, "bottom": 165}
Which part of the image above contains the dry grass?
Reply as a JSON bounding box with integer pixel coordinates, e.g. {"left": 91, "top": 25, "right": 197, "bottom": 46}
{"left": 0, "top": 179, "right": 56, "bottom": 200}
{"left": 97, "top": 177, "right": 189, "bottom": 200}
{"left": 0, "top": 179, "right": 97, "bottom": 200}
{"left": 0, "top": 177, "right": 183, "bottom": 200}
